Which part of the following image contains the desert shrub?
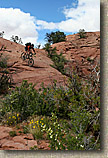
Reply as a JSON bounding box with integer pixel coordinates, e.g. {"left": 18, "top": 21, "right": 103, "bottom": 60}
{"left": 2, "top": 80, "right": 40, "bottom": 121}
{"left": 43, "top": 43, "right": 53, "bottom": 58}
{"left": 0, "top": 70, "right": 13, "bottom": 94}
{"left": 23, "top": 125, "right": 29, "bottom": 134}
{"left": 45, "top": 31, "right": 66, "bottom": 44}
{"left": 0, "top": 53, "right": 13, "bottom": 94}
{"left": 9, "top": 131, "right": 17, "bottom": 137}
{"left": 29, "top": 117, "right": 44, "bottom": 140}
{"left": 10, "top": 35, "right": 23, "bottom": 44}
{"left": 78, "top": 29, "right": 86, "bottom": 38}
{"left": 40, "top": 111, "right": 100, "bottom": 150}
{"left": 0, "top": 53, "right": 8, "bottom": 68}
{"left": 41, "top": 112, "right": 66, "bottom": 150}
{"left": 4, "top": 112, "right": 20, "bottom": 126}
{"left": 44, "top": 46, "right": 68, "bottom": 75}
{"left": 0, "top": 31, "right": 4, "bottom": 38}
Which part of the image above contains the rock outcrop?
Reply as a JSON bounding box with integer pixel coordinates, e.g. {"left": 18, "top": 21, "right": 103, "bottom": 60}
{"left": 52, "top": 32, "right": 100, "bottom": 76}
{"left": 0, "top": 38, "right": 66, "bottom": 89}
{"left": 0, "top": 126, "right": 50, "bottom": 150}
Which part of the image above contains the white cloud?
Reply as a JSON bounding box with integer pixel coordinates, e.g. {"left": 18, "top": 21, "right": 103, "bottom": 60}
{"left": 58, "top": 0, "right": 100, "bottom": 32}
{"left": 36, "top": 0, "right": 100, "bottom": 32}
{"left": 0, "top": 8, "right": 38, "bottom": 45}
{"left": 36, "top": 20, "right": 58, "bottom": 30}
{"left": 0, "top": 1, "right": 100, "bottom": 46}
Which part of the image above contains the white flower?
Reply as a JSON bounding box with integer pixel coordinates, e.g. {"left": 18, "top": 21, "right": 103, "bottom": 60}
{"left": 43, "top": 125, "right": 46, "bottom": 128}
{"left": 55, "top": 134, "right": 58, "bottom": 137}
{"left": 48, "top": 127, "right": 51, "bottom": 131}
{"left": 80, "top": 145, "right": 84, "bottom": 148}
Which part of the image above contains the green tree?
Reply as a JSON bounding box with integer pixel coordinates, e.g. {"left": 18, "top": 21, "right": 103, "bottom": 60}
{"left": 78, "top": 29, "right": 86, "bottom": 38}
{"left": 45, "top": 31, "right": 66, "bottom": 44}
{"left": 10, "top": 35, "right": 23, "bottom": 44}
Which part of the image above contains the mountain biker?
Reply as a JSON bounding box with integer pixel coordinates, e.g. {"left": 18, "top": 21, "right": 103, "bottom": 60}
{"left": 25, "top": 42, "right": 36, "bottom": 55}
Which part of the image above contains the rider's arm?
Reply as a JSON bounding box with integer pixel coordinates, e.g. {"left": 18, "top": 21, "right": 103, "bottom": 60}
{"left": 32, "top": 47, "right": 36, "bottom": 54}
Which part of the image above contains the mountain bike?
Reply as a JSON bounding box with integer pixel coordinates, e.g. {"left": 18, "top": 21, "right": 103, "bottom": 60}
{"left": 21, "top": 51, "right": 33, "bottom": 60}
{"left": 21, "top": 50, "right": 34, "bottom": 67}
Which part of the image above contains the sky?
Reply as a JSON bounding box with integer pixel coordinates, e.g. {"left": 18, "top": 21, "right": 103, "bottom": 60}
{"left": 0, "top": 0, "right": 100, "bottom": 47}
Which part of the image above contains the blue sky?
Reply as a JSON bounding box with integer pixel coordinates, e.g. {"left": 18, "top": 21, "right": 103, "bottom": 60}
{"left": 0, "top": 0, "right": 78, "bottom": 22}
{"left": 0, "top": 0, "right": 100, "bottom": 47}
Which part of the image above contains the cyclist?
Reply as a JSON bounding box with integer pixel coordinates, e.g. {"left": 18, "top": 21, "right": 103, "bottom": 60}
{"left": 25, "top": 42, "right": 36, "bottom": 55}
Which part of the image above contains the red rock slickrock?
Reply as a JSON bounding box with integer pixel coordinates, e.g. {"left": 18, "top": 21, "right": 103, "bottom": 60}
{"left": 0, "top": 37, "right": 67, "bottom": 89}
{"left": 52, "top": 31, "right": 100, "bottom": 76}
{"left": 0, "top": 126, "right": 50, "bottom": 150}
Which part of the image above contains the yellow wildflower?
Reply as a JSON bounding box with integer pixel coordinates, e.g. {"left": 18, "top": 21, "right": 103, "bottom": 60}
{"left": 12, "top": 116, "right": 16, "bottom": 119}
{"left": 33, "top": 126, "right": 35, "bottom": 129}
{"left": 17, "top": 114, "right": 19, "bottom": 117}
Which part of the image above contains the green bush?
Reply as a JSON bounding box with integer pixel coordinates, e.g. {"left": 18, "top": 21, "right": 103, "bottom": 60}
{"left": 2, "top": 80, "right": 40, "bottom": 120}
{"left": 23, "top": 125, "right": 29, "bottom": 134}
{"left": 78, "top": 29, "right": 86, "bottom": 38}
{"left": 9, "top": 131, "right": 17, "bottom": 137}
{"left": 45, "top": 31, "right": 66, "bottom": 44}
{"left": 0, "top": 70, "right": 12, "bottom": 94}
{"left": 0, "top": 53, "right": 7, "bottom": 68}
{"left": 44, "top": 46, "right": 68, "bottom": 75}
{"left": 0, "top": 53, "right": 13, "bottom": 94}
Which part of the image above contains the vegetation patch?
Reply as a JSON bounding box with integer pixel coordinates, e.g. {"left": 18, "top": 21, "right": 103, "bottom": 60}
{"left": 0, "top": 63, "right": 100, "bottom": 150}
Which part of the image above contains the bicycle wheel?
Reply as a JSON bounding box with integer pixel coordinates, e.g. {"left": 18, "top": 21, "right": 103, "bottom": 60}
{"left": 22, "top": 54, "right": 26, "bottom": 60}
{"left": 28, "top": 58, "right": 34, "bottom": 67}
{"left": 21, "top": 52, "right": 24, "bottom": 58}
{"left": 21, "top": 52, "right": 27, "bottom": 60}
